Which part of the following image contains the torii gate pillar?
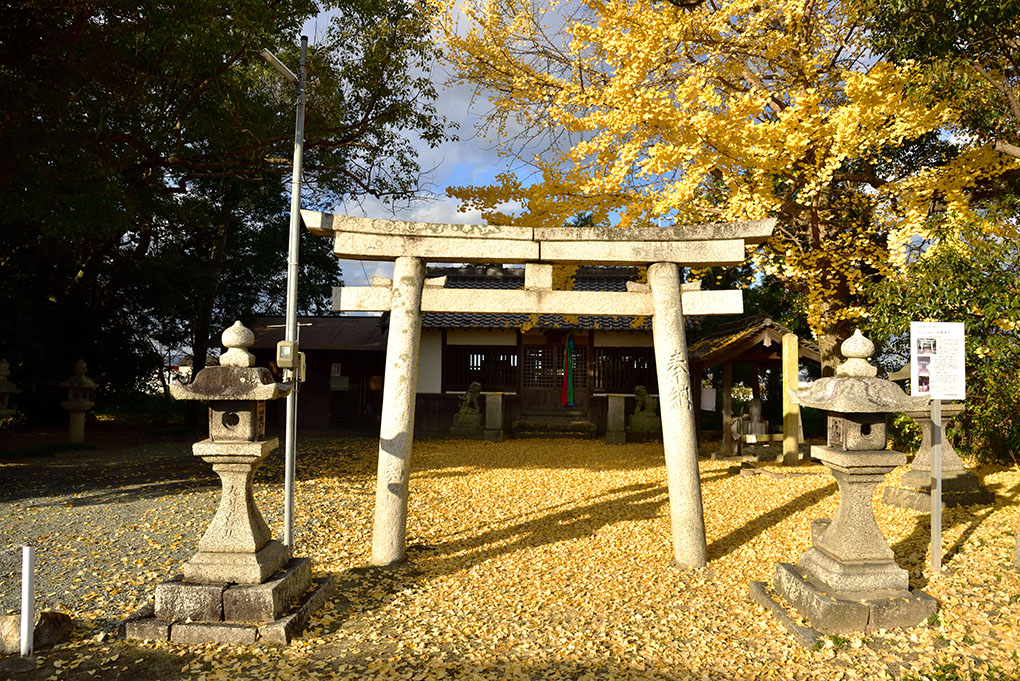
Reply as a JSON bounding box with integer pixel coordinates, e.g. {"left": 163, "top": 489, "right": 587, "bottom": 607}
{"left": 371, "top": 256, "right": 425, "bottom": 565}
{"left": 649, "top": 262, "right": 708, "bottom": 567}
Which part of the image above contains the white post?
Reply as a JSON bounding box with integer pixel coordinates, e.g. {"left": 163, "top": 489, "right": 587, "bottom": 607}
{"left": 931, "top": 398, "right": 943, "bottom": 573}
{"left": 371, "top": 256, "right": 425, "bottom": 565}
{"left": 21, "top": 546, "right": 34, "bottom": 657}
{"left": 648, "top": 262, "right": 708, "bottom": 568}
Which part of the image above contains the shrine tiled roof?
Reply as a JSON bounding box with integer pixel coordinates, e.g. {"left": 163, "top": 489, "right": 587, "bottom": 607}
{"left": 249, "top": 316, "right": 388, "bottom": 351}
{"left": 421, "top": 266, "right": 652, "bottom": 331}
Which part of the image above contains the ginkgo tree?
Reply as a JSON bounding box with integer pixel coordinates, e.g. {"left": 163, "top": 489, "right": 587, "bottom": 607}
{"left": 433, "top": 0, "right": 1017, "bottom": 370}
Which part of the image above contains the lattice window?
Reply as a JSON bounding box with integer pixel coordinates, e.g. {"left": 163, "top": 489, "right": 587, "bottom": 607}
{"left": 593, "top": 347, "right": 657, "bottom": 393}
{"left": 444, "top": 345, "right": 519, "bottom": 392}
{"left": 523, "top": 346, "right": 587, "bottom": 388}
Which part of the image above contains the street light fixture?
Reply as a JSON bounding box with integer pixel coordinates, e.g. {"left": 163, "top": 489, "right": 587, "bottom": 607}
{"left": 261, "top": 36, "right": 307, "bottom": 550}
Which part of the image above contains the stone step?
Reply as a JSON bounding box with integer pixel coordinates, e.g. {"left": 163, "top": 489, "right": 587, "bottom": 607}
{"left": 512, "top": 419, "right": 597, "bottom": 432}
{"left": 514, "top": 430, "right": 598, "bottom": 439}
{"left": 512, "top": 418, "right": 597, "bottom": 439}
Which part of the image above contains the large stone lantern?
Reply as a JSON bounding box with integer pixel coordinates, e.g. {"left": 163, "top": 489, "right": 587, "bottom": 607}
{"left": 767, "top": 330, "right": 937, "bottom": 634}
{"left": 122, "top": 322, "right": 333, "bottom": 646}
{"left": 60, "top": 360, "right": 96, "bottom": 444}
{"left": 0, "top": 359, "right": 22, "bottom": 418}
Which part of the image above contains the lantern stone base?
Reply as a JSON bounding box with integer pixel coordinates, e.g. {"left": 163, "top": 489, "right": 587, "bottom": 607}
{"left": 883, "top": 471, "right": 995, "bottom": 511}
{"left": 183, "top": 539, "right": 290, "bottom": 584}
{"left": 122, "top": 558, "right": 334, "bottom": 646}
{"left": 772, "top": 562, "right": 936, "bottom": 634}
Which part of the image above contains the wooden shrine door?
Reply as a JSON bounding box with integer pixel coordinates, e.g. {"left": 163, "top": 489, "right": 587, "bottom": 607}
{"left": 521, "top": 343, "right": 588, "bottom": 413}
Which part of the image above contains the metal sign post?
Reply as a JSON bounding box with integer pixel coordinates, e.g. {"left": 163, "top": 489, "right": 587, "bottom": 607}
{"left": 910, "top": 321, "right": 965, "bottom": 575}
{"left": 930, "top": 399, "right": 942, "bottom": 573}
{"left": 262, "top": 36, "right": 308, "bottom": 549}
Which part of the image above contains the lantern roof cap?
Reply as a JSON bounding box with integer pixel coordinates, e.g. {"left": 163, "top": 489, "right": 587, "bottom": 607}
{"left": 794, "top": 330, "right": 928, "bottom": 413}
{"left": 59, "top": 360, "right": 97, "bottom": 390}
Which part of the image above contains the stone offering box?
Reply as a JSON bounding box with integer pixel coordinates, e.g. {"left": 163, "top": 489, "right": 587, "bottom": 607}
{"left": 752, "top": 331, "right": 937, "bottom": 637}
{"left": 122, "top": 322, "right": 333, "bottom": 646}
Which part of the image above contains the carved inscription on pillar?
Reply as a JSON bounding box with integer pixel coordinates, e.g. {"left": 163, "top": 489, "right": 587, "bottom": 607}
{"left": 666, "top": 350, "right": 693, "bottom": 411}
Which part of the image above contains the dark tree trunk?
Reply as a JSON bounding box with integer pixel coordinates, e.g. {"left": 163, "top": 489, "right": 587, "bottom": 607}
{"left": 185, "top": 192, "right": 238, "bottom": 424}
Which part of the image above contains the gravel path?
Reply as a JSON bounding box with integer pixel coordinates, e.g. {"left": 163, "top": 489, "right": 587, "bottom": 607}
{"left": 1, "top": 430, "right": 1018, "bottom": 681}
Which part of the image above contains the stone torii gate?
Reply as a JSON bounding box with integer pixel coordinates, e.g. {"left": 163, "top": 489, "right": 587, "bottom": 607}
{"left": 303, "top": 210, "right": 775, "bottom": 569}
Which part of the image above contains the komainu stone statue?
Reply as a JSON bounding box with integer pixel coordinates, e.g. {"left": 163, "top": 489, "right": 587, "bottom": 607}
{"left": 626, "top": 385, "right": 662, "bottom": 441}
{"left": 451, "top": 381, "right": 484, "bottom": 438}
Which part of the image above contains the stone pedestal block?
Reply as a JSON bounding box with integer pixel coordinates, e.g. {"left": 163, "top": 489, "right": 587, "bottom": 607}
{"left": 122, "top": 559, "right": 333, "bottom": 646}
{"left": 802, "top": 446, "right": 908, "bottom": 593}
{"left": 484, "top": 393, "right": 504, "bottom": 442}
{"left": 773, "top": 563, "right": 936, "bottom": 634}
{"left": 223, "top": 557, "right": 312, "bottom": 622}
{"left": 183, "top": 539, "right": 289, "bottom": 585}
{"left": 182, "top": 439, "right": 289, "bottom": 584}
{"left": 155, "top": 580, "right": 226, "bottom": 622}
{"left": 606, "top": 394, "right": 626, "bottom": 444}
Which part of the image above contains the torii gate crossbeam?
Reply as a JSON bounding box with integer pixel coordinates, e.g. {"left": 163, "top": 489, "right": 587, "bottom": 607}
{"left": 303, "top": 210, "right": 776, "bottom": 569}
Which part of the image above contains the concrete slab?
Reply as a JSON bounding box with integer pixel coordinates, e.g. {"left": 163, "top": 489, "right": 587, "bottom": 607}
{"left": 748, "top": 581, "right": 821, "bottom": 648}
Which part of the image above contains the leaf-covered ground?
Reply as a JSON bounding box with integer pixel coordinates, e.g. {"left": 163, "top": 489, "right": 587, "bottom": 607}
{"left": 2, "top": 433, "right": 1019, "bottom": 680}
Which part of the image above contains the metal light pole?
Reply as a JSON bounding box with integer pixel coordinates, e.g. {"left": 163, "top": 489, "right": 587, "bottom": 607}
{"left": 262, "top": 36, "right": 307, "bottom": 549}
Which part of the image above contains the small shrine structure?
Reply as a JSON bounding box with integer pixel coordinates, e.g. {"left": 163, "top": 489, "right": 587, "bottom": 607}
{"left": 304, "top": 210, "right": 775, "bottom": 569}
{"left": 687, "top": 316, "right": 821, "bottom": 462}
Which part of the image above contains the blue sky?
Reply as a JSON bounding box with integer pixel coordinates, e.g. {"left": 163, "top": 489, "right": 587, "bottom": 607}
{"left": 300, "top": 13, "right": 512, "bottom": 286}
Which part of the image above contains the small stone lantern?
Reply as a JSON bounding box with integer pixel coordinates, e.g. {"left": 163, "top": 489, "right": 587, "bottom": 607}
{"left": 60, "top": 360, "right": 96, "bottom": 444}
{"left": 766, "top": 330, "right": 937, "bottom": 634}
{"left": 0, "top": 359, "right": 22, "bottom": 418}
{"left": 122, "top": 322, "right": 333, "bottom": 645}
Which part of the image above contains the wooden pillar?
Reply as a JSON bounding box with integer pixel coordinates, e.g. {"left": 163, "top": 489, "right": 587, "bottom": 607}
{"left": 750, "top": 361, "right": 762, "bottom": 402}
{"left": 693, "top": 364, "right": 702, "bottom": 444}
{"left": 371, "top": 256, "right": 425, "bottom": 566}
{"left": 782, "top": 333, "right": 800, "bottom": 465}
{"left": 648, "top": 262, "right": 707, "bottom": 569}
{"left": 719, "top": 361, "right": 733, "bottom": 458}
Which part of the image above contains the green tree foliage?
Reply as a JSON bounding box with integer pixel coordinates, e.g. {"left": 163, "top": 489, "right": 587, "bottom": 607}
{"left": 852, "top": 0, "right": 1020, "bottom": 157}
{"left": 0, "top": 1, "right": 451, "bottom": 417}
{"left": 865, "top": 219, "right": 1020, "bottom": 462}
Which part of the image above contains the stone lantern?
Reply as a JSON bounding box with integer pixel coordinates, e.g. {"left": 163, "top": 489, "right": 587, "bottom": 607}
{"left": 883, "top": 403, "right": 994, "bottom": 510}
{"left": 122, "top": 322, "right": 333, "bottom": 646}
{"left": 764, "top": 330, "right": 937, "bottom": 634}
{"left": 0, "top": 359, "right": 21, "bottom": 418}
{"left": 60, "top": 360, "right": 96, "bottom": 444}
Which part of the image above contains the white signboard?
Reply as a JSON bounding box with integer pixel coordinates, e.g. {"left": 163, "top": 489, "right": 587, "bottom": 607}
{"left": 910, "top": 322, "right": 966, "bottom": 400}
{"left": 331, "top": 362, "right": 343, "bottom": 378}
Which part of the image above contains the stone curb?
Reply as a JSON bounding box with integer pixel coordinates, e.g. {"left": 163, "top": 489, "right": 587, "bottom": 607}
{"left": 748, "top": 581, "right": 821, "bottom": 649}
